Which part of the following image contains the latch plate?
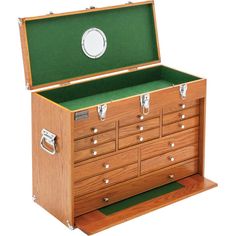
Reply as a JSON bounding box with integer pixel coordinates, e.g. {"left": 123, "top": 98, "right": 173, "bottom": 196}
{"left": 140, "top": 93, "right": 150, "bottom": 115}
{"left": 97, "top": 104, "right": 107, "bottom": 121}
{"left": 179, "top": 83, "right": 187, "bottom": 99}
{"left": 40, "top": 129, "right": 57, "bottom": 155}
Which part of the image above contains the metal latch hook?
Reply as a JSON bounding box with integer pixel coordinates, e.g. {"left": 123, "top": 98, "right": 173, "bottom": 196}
{"left": 140, "top": 94, "right": 150, "bottom": 115}
{"left": 98, "top": 104, "right": 108, "bottom": 121}
{"left": 179, "top": 83, "right": 187, "bottom": 99}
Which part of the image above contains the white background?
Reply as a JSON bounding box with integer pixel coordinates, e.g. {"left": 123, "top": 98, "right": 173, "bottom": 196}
{"left": 0, "top": 0, "right": 235, "bottom": 235}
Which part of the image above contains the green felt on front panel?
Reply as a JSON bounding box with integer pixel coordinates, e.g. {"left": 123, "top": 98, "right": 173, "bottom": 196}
{"left": 99, "top": 182, "right": 184, "bottom": 216}
{"left": 26, "top": 4, "right": 158, "bottom": 86}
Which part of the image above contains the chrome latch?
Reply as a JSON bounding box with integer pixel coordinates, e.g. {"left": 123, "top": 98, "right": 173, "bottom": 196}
{"left": 98, "top": 104, "right": 107, "bottom": 121}
{"left": 179, "top": 83, "right": 187, "bottom": 99}
{"left": 140, "top": 93, "right": 150, "bottom": 115}
{"left": 40, "top": 129, "right": 57, "bottom": 155}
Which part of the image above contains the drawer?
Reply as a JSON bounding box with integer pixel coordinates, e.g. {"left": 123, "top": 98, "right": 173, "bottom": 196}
{"left": 163, "top": 116, "right": 199, "bottom": 136}
{"left": 163, "top": 100, "right": 199, "bottom": 114}
{"left": 119, "top": 127, "right": 160, "bottom": 149}
{"left": 141, "top": 127, "right": 199, "bottom": 160}
{"left": 74, "top": 159, "right": 198, "bottom": 216}
{"left": 74, "top": 141, "right": 116, "bottom": 163}
{"left": 74, "top": 130, "right": 116, "bottom": 151}
{"left": 119, "top": 117, "right": 160, "bottom": 138}
{"left": 163, "top": 106, "right": 200, "bottom": 125}
{"left": 74, "top": 121, "right": 115, "bottom": 139}
{"left": 74, "top": 163, "right": 138, "bottom": 197}
{"left": 74, "top": 149, "right": 138, "bottom": 181}
{"left": 141, "top": 144, "right": 198, "bottom": 175}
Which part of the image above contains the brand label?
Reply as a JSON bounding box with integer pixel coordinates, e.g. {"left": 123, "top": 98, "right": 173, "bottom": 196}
{"left": 74, "top": 110, "right": 89, "bottom": 121}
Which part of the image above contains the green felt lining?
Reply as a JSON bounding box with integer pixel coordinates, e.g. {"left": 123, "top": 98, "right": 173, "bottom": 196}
{"left": 99, "top": 182, "right": 184, "bottom": 216}
{"left": 40, "top": 65, "right": 200, "bottom": 111}
{"left": 26, "top": 3, "right": 158, "bottom": 87}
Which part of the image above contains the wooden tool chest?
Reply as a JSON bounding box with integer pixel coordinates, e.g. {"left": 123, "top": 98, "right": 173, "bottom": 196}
{"left": 19, "top": 1, "right": 217, "bottom": 234}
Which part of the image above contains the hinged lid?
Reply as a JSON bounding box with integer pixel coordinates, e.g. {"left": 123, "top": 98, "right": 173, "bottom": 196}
{"left": 19, "top": 1, "right": 161, "bottom": 90}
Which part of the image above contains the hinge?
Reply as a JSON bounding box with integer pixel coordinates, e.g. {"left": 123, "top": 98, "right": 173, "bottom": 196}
{"left": 126, "top": 1, "right": 133, "bottom": 4}
{"left": 18, "top": 18, "right": 23, "bottom": 26}
{"left": 140, "top": 93, "right": 150, "bottom": 115}
{"left": 86, "top": 6, "right": 95, "bottom": 10}
{"left": 179, "top": 83, "right": 188, "bottom": 99}
{"left": 59, "top": 82, "right": 72, "bottom": 87}
{"left": 49, "top": 11, "right": 54, "bottom": 15}
{"left": 128, "top": 66, "right": 138, "bottom": 72}
{"left": 97, "top": 104, "right": 108, "bottom": 121}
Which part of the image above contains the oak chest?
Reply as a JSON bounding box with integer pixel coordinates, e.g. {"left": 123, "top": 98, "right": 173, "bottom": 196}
{"left": 19, "top": 1, "right": 217, "bottom": 234}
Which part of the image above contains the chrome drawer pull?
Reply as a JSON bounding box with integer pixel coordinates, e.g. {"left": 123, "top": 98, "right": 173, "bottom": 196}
{"left": 103, "top": 197, "right": 109, "bottom": 202}
{"left": 92, "top": 139, "right": 98, "bottom": 144}
{"left": 169, "top": 174, "right": 175, "bottom": 179}
{"left": 92, "top": 128, "right": 98, "bottom": 133}
{"left": 138, "top": 136, "right": 144, "bottom": 142}
{"left": 180, "top": 104, "right": 186, "bottom": 109}
{"left": 138, "top": 126, "right": 144, "bottom": 131}
{"left": 91, "top": 150, "right": 97, "bottom": 156}
{"left": 103, "top": 179, "right": 110, "bottom": 184}
{"left": 40, "top": 129, "right": 57, "bottom": 155}
{"left": 169, "top": 156, "right": 175, "bottom": 162}
{"left": 169, "top": 142, "right": 175, "bottom": 148}
{"left": 139, "top": 115, "right": 144, "bottom": 120}
{"left": 180, "top": 124, "right": 185, "bottom": 129}
{"left": 103, "top": 163, "right": 110, "bottom": 169}
{"left": 180, "top": 114, "right": 185, "bottom": 120}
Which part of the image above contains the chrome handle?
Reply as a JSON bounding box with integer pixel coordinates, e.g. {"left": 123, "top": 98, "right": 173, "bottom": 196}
{"left": 92, "top": 139, "right": 98, "bottom": 144}
{"left": 103, "top": 179, "right": 110, "bottom": 184}
{"left": 139, "top": 115, "right": 144, "bottom": 120}
{"left": 180, "top": 114, "right": 185, "bottom": 120}
{"left": 103, "top": 163, "right": 110, "bottom": 169}
{"left": 169, "top": 156, "right": 175, "bottom": 162}
{"left": 91, "top": 150, "right": 97, "bottom": 156}
{"left": 169, "top": 142, "right": 175, "bottom": 148}
{"left": 138, "top": 126, "right": 144, "bottom": 131}
{"left": 103, "top": 197, "right": 109, "bottom": 202}
{"left": 138, "top": 136, "right": 144, "bottom": 142}
{"left": 180, "top": 104, "right": 186, "bottom": 109}
{"left": 92, "top": 128, "right": 98, "bottom": 134}
{"left": 179, "top": 124, "right": 185, "bottom": 129}
{"left": 40, "top": 129, "right": 56, "bottom": 155}
{"left": 169, "top": 174, "right": 175, "bottom": 179}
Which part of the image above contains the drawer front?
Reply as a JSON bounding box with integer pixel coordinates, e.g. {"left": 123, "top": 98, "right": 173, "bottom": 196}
{"left": 163, "top": 100, "right": 199, "bottom": 115}
{"left": 141, "top": 127, "right": 199, "bottom": 160}
{"left": 141, "top": 144, "right": 198, "bottom": 175}
{"left": 74, "top": 159, "right": 198, "bottom": 216}
{"left": 119, "top": 117, "right": 160, "bottom": 138}
{"left": 163, "top": 116, "right": 199, "bottom": 136}
{"left": 74, "top": 163, "right": 138, "bottom": 197}
{"left": 119, "top": 127, "right": 160, "bottom": 149}
{"left": 74, "top": 149, "right": 138, "bottom": 181}
{"left": 74, "top": 121, "right": 115, "bottom": 139}
{"left": 163, "top": 106, "right": 200, "bottom": 125}
{"left": 74, "top": 130, "right": 116, "bottom": 151}
{"left": 74, "top": 141, "right": 116, "bottom": 163}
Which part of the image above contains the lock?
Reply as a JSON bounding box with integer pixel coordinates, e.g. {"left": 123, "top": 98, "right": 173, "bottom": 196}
{"left": 179, "top": 83, "right": 187, "bottom": 99}
{"left": 97, "top": 104, "right": 107, "bottom": 121}
{"left": 140, "top": 93, "right": 150, "bottom": 115}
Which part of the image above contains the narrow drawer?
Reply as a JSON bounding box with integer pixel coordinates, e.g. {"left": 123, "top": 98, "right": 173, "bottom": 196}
{"left": 74, "top": 141, "right": 116, "bottom": 163}
{"left": 74, "top": 130, "right": 116, "bottom": 151}
{"left": 163, "top": 106, "right": 200, "bottom": 125}
{"left": 74, "top": 121, "right": 115, "bottom": 139}
{"left": 141, "top": 144, "right": 198, "bottom": 175}
{"left": 163, "top": 116, "right": 199, "bottom": 136}
{"left": 74, "top": 159, "right": 198, "bottom": 216}
{"left": 74, "top": 149, "right": 138, "bottom": 181}
{"left": 141, "top": 127, "right": 199, "bottom": 160}
{"left": 119, "top": 127, "right": 160, "bottom": 149}
{"left": 119, "top": 117, "right": 160, "bottom": 138}
{"left": 74, "top": 163, "right": 138, "bottom": 197}
{"left": 163, "top": 100, "right": 199, "bottom": 114}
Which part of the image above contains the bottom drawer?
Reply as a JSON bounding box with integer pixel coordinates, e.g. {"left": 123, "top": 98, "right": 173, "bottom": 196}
{"left": 74, "top": 159, "right": 198, "bottom": 216}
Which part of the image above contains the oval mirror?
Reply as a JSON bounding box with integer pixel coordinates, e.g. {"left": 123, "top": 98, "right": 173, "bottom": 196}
{"left": 81, "top": 28, "right": 107, "bottom": 59}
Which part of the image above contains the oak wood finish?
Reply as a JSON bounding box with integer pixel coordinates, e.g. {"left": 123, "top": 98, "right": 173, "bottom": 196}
{"left": 162, "top": 116, "right": 199, "bottom": 136}
{"left": 119, "top": 127, "right": 160, "bottom": 149}
{"left": 74, "top": 163, "right": 138, "bottom": 197}
{"left": 74, "top": 130, "right": 116, "bottom": 151}
{"left": 141, "top": 144, "right": 198, "bottom": 175}
{"left": 119, "top": 117, "right": 160, "bottom": 138}
{"left": 75, "top": 174, "right": 217, "bottom": 235}
{"left": 141, "top": 127, "right": 199, "bottom": 160}
{"left": 163, "top": 105, "right": 200, "bottom": 125}
{"left": 32, "top": 93, "right": 74, "bottom": 226}
{"left": 74, "top": 148, "right": 138, "bottom": 182}
{"left": 74, "top": 159, "right": 198, "bottom": 216}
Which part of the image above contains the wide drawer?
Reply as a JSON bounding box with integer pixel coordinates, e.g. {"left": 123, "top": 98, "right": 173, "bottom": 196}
{"left": 119, "top": 127, "right": 160, "bottom": 149}
{"left": 74, "top": 141, "right": 116, "bottom": 163}
{"left": 74, "top": 148, "right": 138, "bottom": 181}
{"left": 163, "top": 99, "right": 199, "bottom": 114}
{"left": 141, "top": 144, "right": 198, "bottom": 175}
{"left": 74, "top": 163, "right": 138, "bottom": 197}
{"left": 163, "top": 105, "right": 200, "bottom": 125}
{"left": 74, "top": 121, "right": 115, "bottom": 139}
{"left": 74, "top": 130, "right": 116, "bottom": 151}
{"left": 162, "top": 116, "right": 199, "bottom": 136}
{"left": 119, "top": 117, "right": 160, "bottom": 138}
{"left": 141, "top": 127, "right": 199, "bottom": 160}
{"left": 74, "top": 159, "right": 198, "bottom": 216}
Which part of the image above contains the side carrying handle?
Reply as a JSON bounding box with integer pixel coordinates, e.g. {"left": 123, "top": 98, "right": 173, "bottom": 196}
{"left": 40, "top": 129, "right": 57, "bottom": 155}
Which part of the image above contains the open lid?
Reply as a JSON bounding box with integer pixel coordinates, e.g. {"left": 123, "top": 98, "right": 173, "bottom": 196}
{"left": 19, "top": 1, "right": 161, "bottom": 90}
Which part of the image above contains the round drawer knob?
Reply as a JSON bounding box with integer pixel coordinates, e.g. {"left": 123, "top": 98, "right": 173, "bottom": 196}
{"left": 138, "top": 136, "right": 144, "bottom": 142}
{"left": 92, "top": 139, "right": 98, "bottom": 144}
{"left": 138, "top": 126, "right": 144, "bottom": 131}
{"left": 180, "top": 114, "right": 185, "bottom": 120}
{"left": 180, "top": 124, "right": 185, "bottom": 129}
{"left": 180, "top": 104, "right": 186, "bottom": 109}
{"left": 103, "top": 163, "right": 110, "bottom": 169}
{"left": 92, "top": 128, "right": 98, "bottom": 134}
{"left": 169, "top": 142, "right": 175, "bottom": 148}
{"left": 104, "top": 179, "right": 110, "bottom": 184}
{"left": 139, "top": 115, "right": 144, "bottom": 120}
{"left": 92, "top": 150, "right": 97, "bottom": 156}
{"left": 169, "top": 174, "right": 175, "bottom": 179}
{"left": 169, "top": 156, "right": 175, "bottom": 162}
{"left": 103, "top": 197, "right": 109, "bottom": 202}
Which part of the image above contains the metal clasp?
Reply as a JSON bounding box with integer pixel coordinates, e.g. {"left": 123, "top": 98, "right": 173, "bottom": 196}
{"left": 98, "top": 104, "right": 107, "bottom": 121}
{"left": 179, "top": 83, "right": 187, "bottom": 99}
{"left": 140, "top": 93, "right": 150, "bottom": 115}
{"left": 40, "top": 129, "right": 57, "bottom": 155}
